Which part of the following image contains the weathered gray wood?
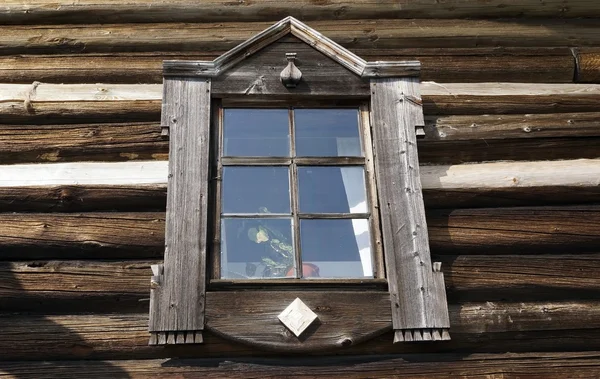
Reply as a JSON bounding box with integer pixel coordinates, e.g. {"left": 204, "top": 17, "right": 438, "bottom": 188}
{"left": 2, "top": 302, "right": 600, "bottom": 360}
{"left": 211, "top": 37, "right": 369, "bottom": 97}
{"left": 206, "top": 291, "right": 391, "bottom": 352}
{"left": 2, "top": 254, "right": 600, "bottom": 314}
{"left": 1, "top": 205, "right": 600, "bottom": 260}
{"left": 0, "top": 48, "right": 575, "bottom": 84}
{"left": 1, "top": 19, "right": 599, "bottom": 56}
{"left": 4, "top": 83, "right": 600, "bottom": 124}
{"left": 3, "top": 352, "right": 600, "bottom": 378}
{"left": 370, "top": 77, "right": 450, "bottom": 338}
{"left": 163, "top": 17, "right": 419, "bottom": 80}
{"left": 148, "top": 77, "right": 211, "bottom": 342}
{"left": 2, "top": 0, "right": 599, "bottom": 25}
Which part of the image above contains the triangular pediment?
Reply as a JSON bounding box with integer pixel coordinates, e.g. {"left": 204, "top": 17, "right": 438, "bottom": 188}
{"left": 163, "top": 17, "right": 419, "bottom": 78}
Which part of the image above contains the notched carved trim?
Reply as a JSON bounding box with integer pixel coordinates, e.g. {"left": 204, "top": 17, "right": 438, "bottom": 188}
{"left": 149, "top": 330, "right": 204, "bottom": 345}
{"left": 393, "top": 328, "right": 451, "bottom": 343}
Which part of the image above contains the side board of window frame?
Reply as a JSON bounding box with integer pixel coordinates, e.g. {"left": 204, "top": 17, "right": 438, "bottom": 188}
{"left": 149, "top": 16, "right": 450, "bottom": 346}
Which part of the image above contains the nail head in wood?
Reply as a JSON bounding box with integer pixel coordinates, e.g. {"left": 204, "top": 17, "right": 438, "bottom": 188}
{"left": 160, "top": 125, "right": 169, "bottom": 138}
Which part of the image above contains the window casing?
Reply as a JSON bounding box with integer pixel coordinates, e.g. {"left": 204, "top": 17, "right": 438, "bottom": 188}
{"left": 211, "top": 103, "right": 384, "bottom": 281}
{"left": 149, "top": 16, "right": 450, "bottom": 348}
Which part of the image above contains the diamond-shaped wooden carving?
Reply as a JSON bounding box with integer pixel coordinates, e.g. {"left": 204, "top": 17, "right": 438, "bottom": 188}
{"left": 278, "top": 298, "right": 318, "bottom": 337}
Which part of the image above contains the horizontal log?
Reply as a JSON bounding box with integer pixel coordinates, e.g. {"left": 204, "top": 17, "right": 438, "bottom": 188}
{"left": 424, "top": 112, "right": 600, "bottom": 140}
{"left": 0, "top": 185, "right": 167, "bottom": 212}
{"left": 1, "top": 255, "right": 597, "bottom": 308}
{"left": 3, "top": 83, "right": 600, "bottom": 123}
{"left": 576, "top": 48, "right": 600, "bottom": 83}
{"left": 0, "top": 206, "right": 599, "bottom": 259}
{"left": 0, "top": 122, "right": 168, "bottom": 164}
{"left": 3, "top": 112, "right": 600, "bottom": 164}
{"left": 0, "top": 19, "right": 599, "bottom": 56}
{"left": 2, "top": 352, "right": 600, "bottom": 379}
{"left": 0, "top": 213, "right": 165, "bottom": 259}
{"left": 0, "top": 124, "right": 600, "bottom": 165}
{"left": 0, "top": 301, "right": 600, "bottom": 360}
{"left": 0, "top": 48, "right": 576, "bottom": 84}
{"left": 2, "top": 0, "right": 599, "bottom": 25}
{"left": 418, "top": 137, "right": 600, "bottom": 164}
{"left": 1, "top": 159, "right": 598, "bottom": 210}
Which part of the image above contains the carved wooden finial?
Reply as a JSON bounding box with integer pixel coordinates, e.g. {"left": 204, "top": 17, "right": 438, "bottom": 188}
{"left": 280, "top": 53, "right": 302, "bottom": 88}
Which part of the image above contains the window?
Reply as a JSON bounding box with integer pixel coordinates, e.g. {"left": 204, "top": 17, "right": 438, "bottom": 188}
{"left": 214, "top": 105, "right": 383, "bottom": 280}
{"left": 149, "top": 16, "right": 450, "bottom": 347}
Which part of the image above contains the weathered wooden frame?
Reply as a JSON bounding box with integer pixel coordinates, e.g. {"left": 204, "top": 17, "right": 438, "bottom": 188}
{"left": 150, "top": 16, "right": 450, "bottom": 347}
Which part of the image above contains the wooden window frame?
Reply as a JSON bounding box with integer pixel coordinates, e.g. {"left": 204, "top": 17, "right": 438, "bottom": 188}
{"left": 209, "top": 101, "right": 386, "bottom": 284}
{"left": 149, "top": 16, "right": 450, "bottom": 347}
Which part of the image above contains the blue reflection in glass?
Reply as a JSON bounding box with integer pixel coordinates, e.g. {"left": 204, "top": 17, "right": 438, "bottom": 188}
{"left": 222, "top": 167, "right": 290, "bottom": 214}
{"left": 295, "top": 109, "right": 362, "bottom": 157}
{"left": 298, "top": 166, "right": 367, "bottom": 214}
{"left": 300, "top": 219, "right": 373, "bottom": 278}
{"left": 224, "top": 109, "right": 290, "bottom": 156}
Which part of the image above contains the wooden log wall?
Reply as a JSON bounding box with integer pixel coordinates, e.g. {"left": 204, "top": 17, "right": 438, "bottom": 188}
{"left": 1, "top": 2, "right": 600, "bottom": 377}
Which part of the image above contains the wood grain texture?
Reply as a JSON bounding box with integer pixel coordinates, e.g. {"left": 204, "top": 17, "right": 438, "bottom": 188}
{"left": 1, "top": 1, "right": 599, "bottom": 24}
{"left": 1, "top": 158, "right": 598, "bottom": 191}
{"left": 0, "top": 122, "right": 167, "bottom": 163}
{"left": 0, "top": 48, "right": 575, "bottom": 84}
{"left": 4, "top": 82, "right": 600, "bottom": 124}
{"left": 2, "top": 254, "right": 599, "bottom": 313}
{"left": 1, "top": 206, "right": 599, "bottom": 259}
{"left": 2, "top": 128, "right": 600, "bottom": 165}
{"left": 149, "top": 77, "right": 210, "bottom": 336}
{"left": 0, "top": 213, "right": 165, "bottom": 258}
{"left": 2, "top": 111, "right": 600, "bottom": 164}
{"left": 0, "top": 185, "right": 167, "bottom": 212}
{"left": 206, "top": 291, "right": 391, "bottom": 352}
{"left": 576, "top": 48, "right": 600, "bottom": 83}
{"left": 209, "top": 37, "right": 369, "bottom": 97}
{"left": 423, "top": 112, "right": 600, "bottom": 141}
{"left": 1, "top": 183, "right": 598, "bottom": 213}
{"left": 2, "top": 352, "right": 600, "bottom": 378}
{"left": 0, "top": 19, "right": 599, "bottom": 56}
{"left": 1, "top": 302, "right": 600, "bottom": 360}
{"left": 0, "top": 159, "right": 598, "bottom": 211}
{"left": 370, "top": 77, "right": 449, "bottom": 332}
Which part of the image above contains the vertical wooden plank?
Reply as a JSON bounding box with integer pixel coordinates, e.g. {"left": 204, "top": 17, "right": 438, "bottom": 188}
{"left": 370, "top": 77, "right": 450, "bottom": 340}
{"left": 149, "top": 76, "right": 211, "bottom": 341}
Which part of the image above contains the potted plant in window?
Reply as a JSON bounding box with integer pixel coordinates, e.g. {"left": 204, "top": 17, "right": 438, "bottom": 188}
{"left": 247, "top": 222, "right": 320, "bottom": 278}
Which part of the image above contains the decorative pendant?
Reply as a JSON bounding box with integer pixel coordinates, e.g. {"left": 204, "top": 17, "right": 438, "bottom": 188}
{"left": 280, "top": 53, "right": 302, "bottom": 88}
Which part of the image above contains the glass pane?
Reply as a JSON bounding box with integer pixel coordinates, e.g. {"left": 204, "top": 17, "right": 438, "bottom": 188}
{"left": 295, "top": 109, "right": 362, "bottom": 157}
{"left": 298, "top": 166, "right": 367, "bottom": 214}
{"left": 224, "top": 109, "right": 290, "bottom": 156}
{"left": 222, "top": 167, "right": 290, "bottom": 214}
{"left": 300, "top": 219, "right": 373, "bottom": 279}
{"left": 221, "top": 218, "right": 295, "bottom": 279}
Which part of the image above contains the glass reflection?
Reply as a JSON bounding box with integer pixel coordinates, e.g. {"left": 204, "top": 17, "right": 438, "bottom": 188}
{"left": 222, "top": 167, "right": 290, "bottom": 214}
{"left": 221, "top": 218, "right": 295, "bottom": 279}
{"left": 298, "top": 166, "right": 367, "bottom": 214}
{"left": 295, "top": 109, "right": 362, "bottom": 157}
{"left": 224, "top": 109, "right": 290, "bottom": 156}
{"left": 300, "top": 219, "right": 373, "bottom": 278}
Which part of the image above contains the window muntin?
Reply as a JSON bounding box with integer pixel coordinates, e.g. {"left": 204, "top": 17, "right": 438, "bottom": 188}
{"left": 216, "top": 106, "right": 381, "bottom": 280}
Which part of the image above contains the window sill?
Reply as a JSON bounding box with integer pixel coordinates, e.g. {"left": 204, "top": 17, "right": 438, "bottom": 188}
{"left": 210, "top": 278, "right": 388, "bottom": 291}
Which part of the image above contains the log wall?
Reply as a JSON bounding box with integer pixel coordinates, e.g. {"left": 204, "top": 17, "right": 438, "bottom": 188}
{"left": 1, "top": 3, "right": 600, "bottom": 378}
